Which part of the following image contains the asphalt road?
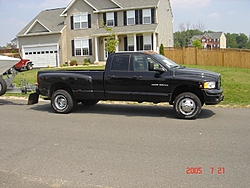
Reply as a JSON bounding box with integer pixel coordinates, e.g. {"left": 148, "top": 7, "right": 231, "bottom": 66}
{"left": 0, "top": 97, "right": 250, "bottom": 188}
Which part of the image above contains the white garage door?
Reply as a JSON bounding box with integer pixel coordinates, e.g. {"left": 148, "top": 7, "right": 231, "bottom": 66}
{"left": 23, "top": 45, "right": 59, "bottom": 68}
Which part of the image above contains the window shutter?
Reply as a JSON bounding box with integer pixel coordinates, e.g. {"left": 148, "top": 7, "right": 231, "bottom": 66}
{"left": 136, "top": 36, "right": 139, "bottom": 51}
{"left": 71, "top": 40, "right": 75, "bottom": 56}
{"left": 89, "top": 39, "right": 92, "bottom": 55}
{"left": 140, "top": 36, "right": 143, "bottom": 51}
{"left": 124, "top": 37, "right": 127, "bottom": 51}
{"left": 123, "top": 11, "right": 127, "bottom": 26}
{"left": 151, "top": 9, "right": 155, "bottom": 24}
{"left": 114, "top": 12, "right": 117, "bottom": 26}
{"left": 88, "top": 14, "right": 91, "bottom": 28}
{"left": 139, "top": 10, "right": 142, "bottom": 24}
{"left": 70, "top": 16, "right": 74, "bottom": 30}
{"left": 103, "top": 13, "right": 106, "bottom": 25}
{"left": 151, "top": 35, "right": 154, "bottom": 50}
{"left": 135, "top": 10, "right": 139, "bottom": 25}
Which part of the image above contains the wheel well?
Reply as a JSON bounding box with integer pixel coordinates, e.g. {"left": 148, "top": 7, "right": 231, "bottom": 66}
{"left": 170, "top": 85, "right": 204, "bottom": 105}
{"left": 49, "top": 82, "right": 73, "bottom": 98}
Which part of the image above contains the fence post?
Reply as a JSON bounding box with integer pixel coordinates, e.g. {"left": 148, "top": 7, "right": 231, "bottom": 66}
{"left": 195, "top": 48, "right": 198, "bottom": 65}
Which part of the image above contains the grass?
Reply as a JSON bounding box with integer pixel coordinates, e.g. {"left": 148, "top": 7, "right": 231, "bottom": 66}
{"left": 3, "top": 65, "right": 250, "bottom": 107}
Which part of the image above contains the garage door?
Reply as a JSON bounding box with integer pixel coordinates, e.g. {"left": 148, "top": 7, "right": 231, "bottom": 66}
{"left": 23, "top": 45, "right": 59, "bottom": 68}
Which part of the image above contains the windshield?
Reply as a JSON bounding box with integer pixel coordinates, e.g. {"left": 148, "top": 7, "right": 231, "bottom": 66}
{"left": 151, "top": 54, "right": 180, "bottom": 68}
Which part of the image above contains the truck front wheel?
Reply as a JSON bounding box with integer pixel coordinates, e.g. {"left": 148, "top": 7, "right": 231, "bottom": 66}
{"left": 51, "top": 89, "right": 76, "bottom": 113}
{"left": 173, "top": 92, "right": 201, "bottom": 119}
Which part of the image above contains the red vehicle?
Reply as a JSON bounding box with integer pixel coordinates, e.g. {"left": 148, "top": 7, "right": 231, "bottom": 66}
{"left": 3, "top": 53, "right": 33, "bottom": 72}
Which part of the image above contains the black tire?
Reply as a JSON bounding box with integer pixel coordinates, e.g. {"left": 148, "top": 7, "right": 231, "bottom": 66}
{"left": 173, "top": 92, "right": 202, "bottom": 119}
{"left": 51, "top": 89, "right": 76, "bottom": 113}
{"left": 81, "top": 100, "right": 99, "bottom": 106}
{"left": 0, "top": 77, "right": 7, "bottom": 96}
{"left": 26, "top": 63, "right": 33, "bottom": 70}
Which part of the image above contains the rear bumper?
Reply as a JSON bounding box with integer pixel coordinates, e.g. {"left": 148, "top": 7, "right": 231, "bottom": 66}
{"left": 203, "top": 89, "right": 224, "bottom": 105}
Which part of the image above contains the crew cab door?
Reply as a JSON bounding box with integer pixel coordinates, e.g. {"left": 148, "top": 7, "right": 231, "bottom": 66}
{"left": 130, "top": 54, "right": 172, "bottom": 102}
{"left": 104, "top": 54, "right": 132, "bottom": 100}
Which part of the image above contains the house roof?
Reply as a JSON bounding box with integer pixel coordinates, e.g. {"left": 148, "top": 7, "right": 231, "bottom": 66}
{"left": 61, "top": 0, "right": 160, "bottom": 15}
{"left": 92, "top": 24, "right": 158, "bottom": 36}
{"left": 191, "top": 32, "right": 224, "bottom": 41}
{"left": 17, "top": 8, "right": 65, "bottom": 37}
{"left": 114, "top": 0, "right": 159, "bottom": 9}
{"left": 86, "top": 0, "right": 119, "bottom": 10}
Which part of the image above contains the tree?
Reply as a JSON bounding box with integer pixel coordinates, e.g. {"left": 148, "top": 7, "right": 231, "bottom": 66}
{"left": 159, "top": 43, "right": 165, "bottom": 55}
{"left": 102, "top": 20, "right": 119, "bottom": 53}
{"left": 193, "top": 39, "right": 202, "bottom": 49}
{"left": 226, "top": 33, "right": 238, "bottom": 48}
{"left": 236, "top": 33, "right": 248, "bottom": 48}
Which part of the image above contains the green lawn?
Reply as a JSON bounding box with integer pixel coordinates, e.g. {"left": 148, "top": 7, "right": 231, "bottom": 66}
{"left": 4, "top": 65, "right": 250, "bottom": 107}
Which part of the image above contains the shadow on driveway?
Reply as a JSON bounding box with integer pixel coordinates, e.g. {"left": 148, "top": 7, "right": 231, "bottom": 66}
{"left": 29, "top": 101, "right": 215, "bottom": 119}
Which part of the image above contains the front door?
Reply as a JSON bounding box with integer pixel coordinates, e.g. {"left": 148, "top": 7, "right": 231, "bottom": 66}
{"left": 104, "top": 39, "right": 108, "bottom": 60}
{"left": 130, "top": 54, "right": 172, "bottom": 102}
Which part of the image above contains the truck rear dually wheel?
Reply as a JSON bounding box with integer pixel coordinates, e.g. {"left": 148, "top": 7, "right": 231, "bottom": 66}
{"left": 51, "top": 89, "right": 76, "bottom": 113}
{"left": 174, "top": 92, "right": 201, "bottom": 119}
{"left": 0, "top": 77, "right": 7, "bottom": 96}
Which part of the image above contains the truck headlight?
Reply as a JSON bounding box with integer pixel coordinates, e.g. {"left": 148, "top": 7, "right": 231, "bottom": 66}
{"left": 203, "top": 82, "right": 216, "bottom": 89}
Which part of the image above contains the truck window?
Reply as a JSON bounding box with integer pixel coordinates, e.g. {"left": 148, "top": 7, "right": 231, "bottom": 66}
{"left": 133, "top": 55, "right": 161, "bottom": 71}
{"left": 110, "top": 55, "right": 130, "bottom": 71}
{"left": 133, "top": 55, "right": 148, "bottom": 71}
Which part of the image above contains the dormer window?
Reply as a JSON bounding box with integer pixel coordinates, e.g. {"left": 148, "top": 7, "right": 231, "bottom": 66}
{"left": 106, "top": 12, "right": 114, "bottom": 27}
{"left": 143, "top": 9, "right": 151, "bottom": 24}
{"left": 127, "top": 10, "right": 135, "bottom": 25}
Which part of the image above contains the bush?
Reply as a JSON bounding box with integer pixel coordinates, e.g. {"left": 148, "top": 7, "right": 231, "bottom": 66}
{"left": 70, "top": 60, "right": 78, "bottom": 66}
{"left": 83, "top": 58, "right": 90, "bottom": 66}
{"left": 159, "top": 43, "right": 165, "bottom": 55}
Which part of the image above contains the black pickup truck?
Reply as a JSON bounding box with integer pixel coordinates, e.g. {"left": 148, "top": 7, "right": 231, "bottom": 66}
{"left": 28, "top": 52, "right": 224, "bottom": 119}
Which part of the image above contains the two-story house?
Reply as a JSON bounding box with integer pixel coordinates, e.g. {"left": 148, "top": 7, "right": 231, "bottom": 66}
{"left": 190, "top": 32, "right": 226, "bottom": 49}
{"left": 17, "top": 0, "right": 173, "bottom": 67}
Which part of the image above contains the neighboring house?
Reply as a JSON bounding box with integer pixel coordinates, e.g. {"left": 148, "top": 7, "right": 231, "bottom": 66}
{"left": 17, "top": 0, "right": 173, "bottom": 67}
{"left": 190, "top": 32, "right": 226, "bottom": 49}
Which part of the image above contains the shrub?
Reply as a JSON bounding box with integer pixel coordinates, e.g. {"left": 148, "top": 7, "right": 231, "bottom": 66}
{"left": 70, "top": 60, "right": 78, "bottom": 66}
{"left": 83, "top": 58, "right": 90, "bottom": 66}
{"left": 159, "top": 43, "right": 165, "bottom": 55}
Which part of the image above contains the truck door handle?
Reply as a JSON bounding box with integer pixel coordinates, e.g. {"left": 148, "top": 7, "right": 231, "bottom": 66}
{"left": 133, "top": 76, "right": 142, "bottom": 79}
{"left": 107, "top": 75, "right": 115, "bottom": 78}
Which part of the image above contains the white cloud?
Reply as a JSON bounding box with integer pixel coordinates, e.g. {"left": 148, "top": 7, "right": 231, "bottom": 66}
{"left": 208, "top": 12, "right": 221, "bottom": 18}
{"left": 171, "top": 0, "right": 212, "bottom": 10}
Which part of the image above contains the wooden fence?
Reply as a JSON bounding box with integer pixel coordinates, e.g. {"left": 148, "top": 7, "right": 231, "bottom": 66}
{"left": 164, "top": 48, "right": 250, "bottom": 69}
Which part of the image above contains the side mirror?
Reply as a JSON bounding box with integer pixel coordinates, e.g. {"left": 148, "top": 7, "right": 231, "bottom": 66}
{"left": 148, "top": 62, "right": 154, "bottom": 71}
{"left": 154, "top": 67, "right": 165, "bottom": 74}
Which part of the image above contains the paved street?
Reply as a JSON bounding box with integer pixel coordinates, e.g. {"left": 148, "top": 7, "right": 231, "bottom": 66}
{"left": 0, "top": 97, "right": 250, "bottom": 188}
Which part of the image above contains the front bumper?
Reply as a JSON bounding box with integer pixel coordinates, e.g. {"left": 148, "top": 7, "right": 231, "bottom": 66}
{"left": 203, "top": 89, "right": 224, "bottom": 105}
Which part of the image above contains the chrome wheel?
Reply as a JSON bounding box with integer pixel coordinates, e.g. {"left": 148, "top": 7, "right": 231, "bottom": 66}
{"left": 178, "top": 98, "right": 196, "bottom": 116}
{"left": 54, "top": 95, "right": 68, "bottom": 110}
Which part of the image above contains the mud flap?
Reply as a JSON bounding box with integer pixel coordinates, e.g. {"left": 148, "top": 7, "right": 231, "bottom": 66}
{"left": 28, "top": 92, "right": 39, "bottom": 105}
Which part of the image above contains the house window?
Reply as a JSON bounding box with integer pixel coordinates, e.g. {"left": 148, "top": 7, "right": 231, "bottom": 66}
{"left": 74, "top": 13, "right": 88, "bottom": 29}
{"left": 127, "top": 10, "right": 135, "bottom": 25}
{"left": 202, "top": 39, "right": 206, "bottom": 42}
{"left": 143, "top": 35, "right": 152, "bottom": 50}
{"left": 143, "top": 9, "right": 151, "bottom": 24}
{"left": 128, "top": 35, "right": 134, "bottom": 51}
{"left": 106, "top": 12, "right": 114, "bottom": 27}
{"left": 75, "top": 39, "right": 89, "bottom": 56}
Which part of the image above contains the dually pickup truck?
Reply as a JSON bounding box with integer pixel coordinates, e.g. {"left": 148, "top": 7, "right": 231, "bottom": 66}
{"left": 28, "top": 52, "right": 224, "bottom": 119}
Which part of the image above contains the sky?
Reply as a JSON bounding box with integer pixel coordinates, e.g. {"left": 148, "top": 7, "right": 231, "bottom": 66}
{"left": 0, "top": 0, "right": 249, "bottom": 46}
